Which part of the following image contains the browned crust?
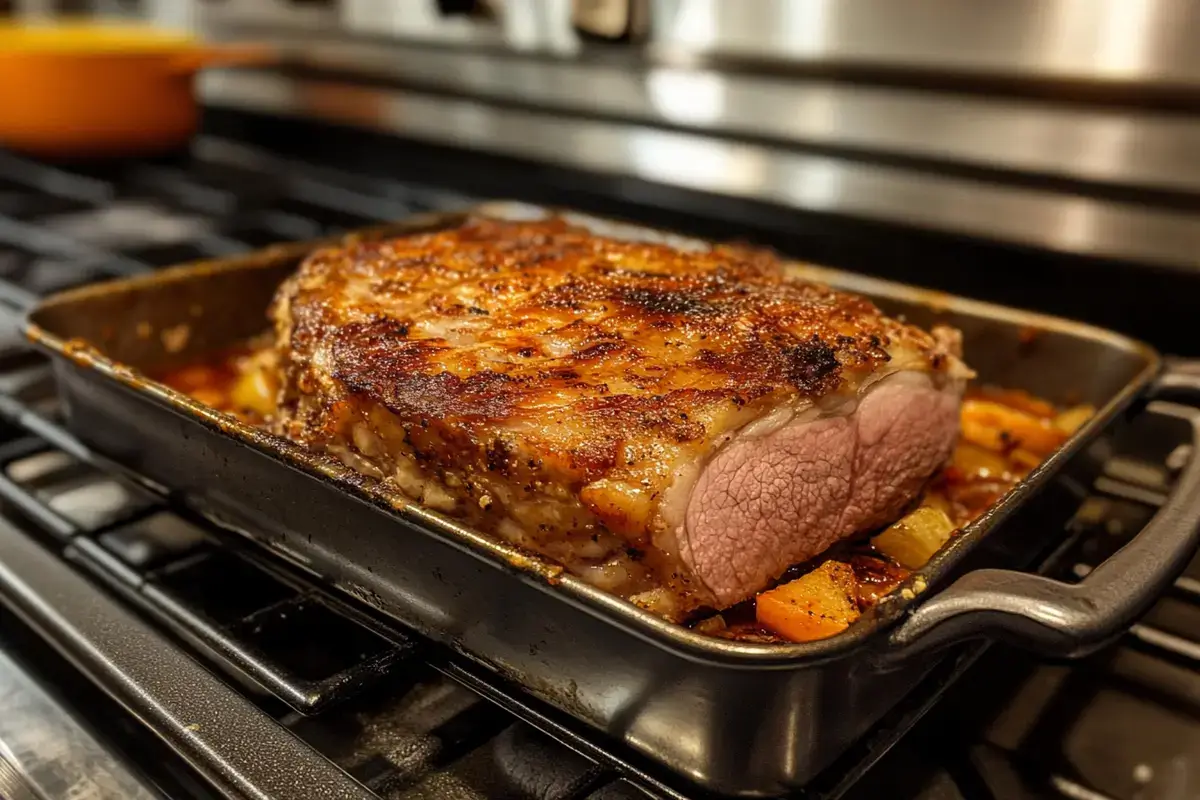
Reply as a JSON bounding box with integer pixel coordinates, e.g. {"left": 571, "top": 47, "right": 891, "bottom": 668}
{"left": 274, "top": 218, "right": 948, "bottom": 453}
{"left": 268, "top": 217, "right": 964, "bottom": 615}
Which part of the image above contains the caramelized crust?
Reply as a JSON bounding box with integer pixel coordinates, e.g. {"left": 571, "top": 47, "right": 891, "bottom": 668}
{"left": 270, "top": 218, "right": 967, "bottom": 617}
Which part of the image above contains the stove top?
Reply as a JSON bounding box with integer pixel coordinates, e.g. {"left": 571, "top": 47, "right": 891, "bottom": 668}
{"left": 0, "top": 134, "right": 1198, "bottom": 800}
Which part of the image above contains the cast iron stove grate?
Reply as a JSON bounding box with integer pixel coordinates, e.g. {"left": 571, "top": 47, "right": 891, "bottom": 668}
{"left": 1, "top": 141, "right": 1200, "bottom": 800}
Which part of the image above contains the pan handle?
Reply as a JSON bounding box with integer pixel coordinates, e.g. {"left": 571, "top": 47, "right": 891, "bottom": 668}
{"left": 887, "top": 362, "right": 1200, "bottom": 661}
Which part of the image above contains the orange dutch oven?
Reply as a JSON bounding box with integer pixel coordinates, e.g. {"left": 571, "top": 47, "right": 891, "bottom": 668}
{"left": 0, "top": 22, "right": 274, "bottom": 159}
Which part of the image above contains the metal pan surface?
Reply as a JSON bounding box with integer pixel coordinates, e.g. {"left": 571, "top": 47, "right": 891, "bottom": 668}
{"left": 25, "top": 203, "right": 1200, "bottom": 795}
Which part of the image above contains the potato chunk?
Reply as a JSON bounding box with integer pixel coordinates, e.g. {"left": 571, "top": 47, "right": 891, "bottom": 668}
{"left": 1053, "top": 404, "right": 1096, "bottom": 435}
{"left": 229, "top": 352, "right": 277, "bottom": 417}
{"left": 872, "top": 506, "right": 957, "bottom": 569}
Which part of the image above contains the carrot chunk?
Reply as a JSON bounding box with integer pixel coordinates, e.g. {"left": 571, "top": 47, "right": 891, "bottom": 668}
{"left": 756, "top": 561, "right": 860, "bottom": 642}
{"left": 960, "top": 399, "right": 1068, "bottom": 456}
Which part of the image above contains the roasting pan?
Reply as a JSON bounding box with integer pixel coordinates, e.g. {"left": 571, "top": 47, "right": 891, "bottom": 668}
{"left": 24, "top": 203, "right": 1200, "bottom": 797}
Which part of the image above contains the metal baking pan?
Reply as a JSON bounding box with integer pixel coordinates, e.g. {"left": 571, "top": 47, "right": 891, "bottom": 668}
{"left": 25, "top": 203, "right": 1200, "bottom": 797}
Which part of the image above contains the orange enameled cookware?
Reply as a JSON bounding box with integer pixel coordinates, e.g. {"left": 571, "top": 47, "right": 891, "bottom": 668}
{"left": 0, "top": 23, "right": 273, "bottom": 159}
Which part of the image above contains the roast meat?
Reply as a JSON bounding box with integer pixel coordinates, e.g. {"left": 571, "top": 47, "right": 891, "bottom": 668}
{"left": 268, "top": 218, "right": 971, "bottom": 619}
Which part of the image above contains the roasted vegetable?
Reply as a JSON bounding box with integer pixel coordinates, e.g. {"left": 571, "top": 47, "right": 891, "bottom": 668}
{"left": 976, "top": 387, "right": 1056, "bottom": 418}
{"left": 755, "top": 561, "right": 860, "bottom": 642}
{"left": 1053, "top": 404, "right": 1096, "bottom": 435}
{"left": 951, "top": 442, "right": 1013, "bottom": 481}
{"left": 229, "top": 351, "right": 277, "bottom": 418}
{"left": 872, "top": 506, "right": 958, "bottom": 570}
{"left": 961, "top": 398, "right": 1067, "bottom": 456}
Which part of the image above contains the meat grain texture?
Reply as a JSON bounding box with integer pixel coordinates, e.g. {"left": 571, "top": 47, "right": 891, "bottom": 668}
{"left": 270, "top": 218, "right": 972, "bottom": 620}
